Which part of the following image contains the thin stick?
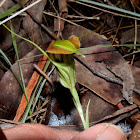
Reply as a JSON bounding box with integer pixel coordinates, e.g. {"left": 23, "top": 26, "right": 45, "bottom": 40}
{"left": 73, "top": 54, "right": 140, "bottom": 95}
{"left": 112, "top": 17, "right": 123, "bottom": 44}
{"left": 43, "top": 11, "right": 80, "bottom": 27}
{"left": 33, "top": 64, "right": 54, "bottom": 88}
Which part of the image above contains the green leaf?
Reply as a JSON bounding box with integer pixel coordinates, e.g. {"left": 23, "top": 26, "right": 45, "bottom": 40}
{"left": 50, "top": 54, "right": 76, "bottom": 89}
{"left": 86, "top": 100, "right": 90, "bottom": 129}
{"left": 49, "top": 53, "right": 89, "bottom": 130}
{"left": 47, "top": 40, "right": 84, "bottom": 57}
{"left": 70, "top": 87, "right": 88, "bottom": 130}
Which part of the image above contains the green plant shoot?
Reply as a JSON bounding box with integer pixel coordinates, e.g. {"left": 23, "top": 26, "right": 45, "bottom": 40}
{"left": 47, "top": 35, "right": 90, "bottom": 130}
{"left": 1, "top": 22, "right": 90, "bottom": 129}
{"left": 3, "top": 23, "right": 140, "bottom": 129}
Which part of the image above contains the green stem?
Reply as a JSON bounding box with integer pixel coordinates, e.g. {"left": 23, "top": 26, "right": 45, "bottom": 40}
{"left": 70, "top": 87, "right": 89, "bottom": 130}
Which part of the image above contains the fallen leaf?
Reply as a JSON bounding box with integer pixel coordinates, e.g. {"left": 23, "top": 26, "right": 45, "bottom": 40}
{"left": 62, "top": 24, "right": 135, "bottom": 104}
{"left": 22, "top": 0, "right": 47, "bottom": 45}
{"left": 75, "top": 55, "right": 123, "bottom": 105}
{"left": 104, "top": 51, "right": 135, "bottom": 104}
{"left": 132, "top": 66, "right": 140, "bottom": 106}
{"left": 121, "top": 27, "right": 140, "bottom": 44}
{"left": 0, "top": 18, "right": 21, "bottom": 51}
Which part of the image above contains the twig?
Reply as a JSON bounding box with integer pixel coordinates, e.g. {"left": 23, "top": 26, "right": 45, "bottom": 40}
{"left": 26, "top": 108, "right": 46, "bottom": 120}
{"left": 0, "top": 119, "right": 20, "bottom": 125}
{"left": 40, "top": 24, "right": 58, "bottom": 40}
{"left": 106, "top": 108, "right": 139, "bottom": 124}
{"left": 112, "top": 17, "right": 123, "bottom": 44}
{"left": 73, "top": 54, "right": 140, "bottom": 95}
{"left": 39, "top": 112, "right": 46, "bottom": 124}
{"left": 45, "top": 12, "right": 99, "bottom": 20}
{"left": 0, "top": 104, "right": 138, "bottom": 130}
{"left": 33, "top": 64, "right": 54, "bottom": 88}
{"left": 94, "top": 104, "right": 138, "bottom": 123}
{"left": 74, "top": 54, "right": 122, "bottom": 84}
{"left": 51, "top": 104, "right": 139, "bottom": 130}
{"left": 43, "top": 11, "right": 80, "bottom": 27}
{"left": 87, "top": 104, "right": 138, "bottom": 126}
{"left": 68, "top": 15, "right": 100, "bottom": 20}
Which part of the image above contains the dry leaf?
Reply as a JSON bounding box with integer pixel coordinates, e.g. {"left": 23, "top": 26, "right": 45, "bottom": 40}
{"left": 62, "top": 25, "right": 135, "bottom": 104}
{"left": 22, "top": 0, "right": 47, "bottom": 45}
{"left": 121, "top": 27, "right": 140, "bottom": 44}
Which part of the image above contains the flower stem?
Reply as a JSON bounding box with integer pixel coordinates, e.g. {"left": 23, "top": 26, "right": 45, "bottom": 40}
{"left": 70, "top": 87, "right": 89, "bottom": 130}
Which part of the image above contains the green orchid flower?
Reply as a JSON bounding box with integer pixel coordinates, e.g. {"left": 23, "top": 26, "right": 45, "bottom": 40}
{"left": 47, "top": 35, "right": 90, "bottom": 130}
